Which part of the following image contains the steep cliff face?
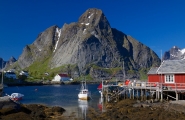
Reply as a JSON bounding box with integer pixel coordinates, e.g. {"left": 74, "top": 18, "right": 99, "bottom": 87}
{"left": 16, "top": 8, "right": 161, "bottom": 79}
{"left": 18, "top": 25, "right": 59, "bottom": 68}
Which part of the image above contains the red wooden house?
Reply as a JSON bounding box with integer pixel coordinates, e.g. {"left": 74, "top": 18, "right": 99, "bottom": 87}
{"left": 147, "top": 59, "right": 185, "bottom": 90}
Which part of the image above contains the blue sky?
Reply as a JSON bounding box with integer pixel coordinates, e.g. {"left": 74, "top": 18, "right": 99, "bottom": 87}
{"left": 0, "top": 0, "right": 185, "bottom": 61}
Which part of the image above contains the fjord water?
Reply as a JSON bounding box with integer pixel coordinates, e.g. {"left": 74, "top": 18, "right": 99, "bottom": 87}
{"left": 4, "top": 84, "right": 102, "bottom": 118}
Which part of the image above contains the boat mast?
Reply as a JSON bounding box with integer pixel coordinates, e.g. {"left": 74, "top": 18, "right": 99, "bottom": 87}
{"left": 122, "top": 61, "right": 125, "bottom": 81}
{"left": 84, "top": 76, "right": 86, "bottom": 89}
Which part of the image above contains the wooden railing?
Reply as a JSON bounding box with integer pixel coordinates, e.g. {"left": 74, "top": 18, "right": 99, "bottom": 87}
{"left": 117, "top": 81, "right": 185, "bottom": 91}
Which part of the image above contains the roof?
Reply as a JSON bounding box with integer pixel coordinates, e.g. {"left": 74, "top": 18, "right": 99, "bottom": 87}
{"left": 157, "top": 59, "right": 185, "bottom": 74}
{"left": 58, "top": 74, "right": 69, "bottom": 77}
{"left": 147, "top": 67, "right": 159, "bottom": 75}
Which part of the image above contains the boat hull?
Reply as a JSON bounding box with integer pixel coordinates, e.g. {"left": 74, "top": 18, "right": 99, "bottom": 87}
{"left": 9, "top": 93, "right": 24, "bottom": 101}
{"left": 11, "top": 97, "right": 23, "bottom": 101}
{"left": 78, "top": 93, "right": 90, "bottom": 100}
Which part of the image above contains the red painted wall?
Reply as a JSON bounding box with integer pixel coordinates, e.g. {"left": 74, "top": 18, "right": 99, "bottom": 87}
{"left": 148, "top": 74, "right": 185, "bottom": 89}
{"left": 175, "top": 74, "right": 185, "bottom": 83}
{"left": 148, "top": 74, "right": 164, "bottom": 82}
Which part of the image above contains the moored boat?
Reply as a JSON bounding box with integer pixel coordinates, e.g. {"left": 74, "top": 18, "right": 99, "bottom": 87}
{"left": 7, "top": 93, "right": 24, "bottom": 101}
{"left": 78, "top": 81, "right": 91, "bottom": 100}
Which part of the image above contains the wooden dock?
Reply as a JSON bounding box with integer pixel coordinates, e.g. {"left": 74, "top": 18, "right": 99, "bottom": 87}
{"left": 0, "top": 84, "right": 3, "bottom": 97}
{"left": 101, "top": 81, "right": 185, "bottom": 102}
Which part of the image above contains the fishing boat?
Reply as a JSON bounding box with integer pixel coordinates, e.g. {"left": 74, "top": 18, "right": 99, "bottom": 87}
{"left": 78, "top": 81, "right": 91, "bottom": 100}
{"left": 7, "top": 93, "right": 24, "bottom": 101}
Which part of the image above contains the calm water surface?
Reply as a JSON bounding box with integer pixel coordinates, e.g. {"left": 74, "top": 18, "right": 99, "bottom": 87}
{"left": 4, "top": 84, "right": 103, "bottom": 119}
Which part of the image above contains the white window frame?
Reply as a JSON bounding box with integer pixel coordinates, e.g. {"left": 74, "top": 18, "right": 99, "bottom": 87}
{"left": 165, "top": 74, "right": 175, "bottom": 83}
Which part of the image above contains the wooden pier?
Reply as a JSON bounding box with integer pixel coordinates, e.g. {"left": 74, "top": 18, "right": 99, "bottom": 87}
{"left": 101, "top": 81, "right": 185, "bottom": 102}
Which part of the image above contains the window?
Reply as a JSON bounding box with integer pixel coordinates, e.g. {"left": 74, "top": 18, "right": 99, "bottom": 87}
{"left": 165, "top": 74, "right": 174, "bottom": 83}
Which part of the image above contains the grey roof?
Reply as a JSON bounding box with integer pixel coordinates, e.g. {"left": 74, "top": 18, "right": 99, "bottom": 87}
{"left": 147, "top": 67, "right": 159, "bottom": 74}
{"left": 157, "top": 59, "right": 185, "bottom": 74}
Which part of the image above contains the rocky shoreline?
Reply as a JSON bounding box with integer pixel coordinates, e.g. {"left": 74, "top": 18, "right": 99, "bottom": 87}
{"left": 87, "top": 99, "right": 185, "bottom": 120}
{"left": 1, "top": 96, "right": 185, "bottom": 120}
{"left": 0, "top": 96, "right": 66, "bottom": 120}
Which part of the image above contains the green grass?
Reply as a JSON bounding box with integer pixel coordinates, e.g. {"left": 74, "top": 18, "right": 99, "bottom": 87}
{"left": 139, "top": 68, "right": 148, "bottom": 81}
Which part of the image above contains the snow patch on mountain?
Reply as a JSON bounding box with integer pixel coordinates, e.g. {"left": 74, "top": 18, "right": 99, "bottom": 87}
{"left": 53, "top": 28, "right": 61, "bottom": 53}
{"left": 181, "top": 48, "right": 185, "bottom": 54}
{"left": 88, "top": 13, "right": 94, "bottom": 18}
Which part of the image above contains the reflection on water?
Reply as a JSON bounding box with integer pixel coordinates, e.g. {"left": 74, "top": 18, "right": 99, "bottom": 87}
{"left": 78, "top": 99, "right": 88, "bottom": 120}
{"left": 98, "top": 97, "right": 103, "bottom": 111}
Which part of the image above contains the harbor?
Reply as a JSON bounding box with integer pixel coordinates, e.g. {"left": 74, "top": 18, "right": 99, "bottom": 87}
{"left": 0, "top": 82, "right": 185, "bottom": 119}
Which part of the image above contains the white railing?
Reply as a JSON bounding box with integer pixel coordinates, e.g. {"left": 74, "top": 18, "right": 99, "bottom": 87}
{"left": 128, "top": 81, "right": 185, "bottom": 91}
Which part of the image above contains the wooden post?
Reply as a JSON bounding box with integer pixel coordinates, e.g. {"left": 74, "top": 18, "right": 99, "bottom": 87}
{"left": 157, "top": 90, "right": 160, "bottom": 100}
{"left": 160, "top": 88, "right": 163, "bottom": 102}
{"left": 129, "top": 88, "right": 131, "bottom": 99}
{"left": 176, "top": 92, "right": 178, "bottom": 100}
{"left": 141, "top": 89, "right": 143, "bottom": 101}
{"left": 133, "top": 88, "right": 135, "bottom": 99}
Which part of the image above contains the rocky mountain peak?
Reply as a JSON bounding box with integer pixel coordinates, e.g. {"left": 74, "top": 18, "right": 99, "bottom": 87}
{"left": 78, "top": 8, "right": 111, "bottom": 34}
{"left": 8, "top": 56, "right": 17, "bottom": 64}
{"left": 79, "top": 8, "right": 108, "bottom": 25}
{"left": 0, "top": 57, "right": 17, "bottom": 70}
{"left": 163, "top": 46, "right": 185, "bottom": 60}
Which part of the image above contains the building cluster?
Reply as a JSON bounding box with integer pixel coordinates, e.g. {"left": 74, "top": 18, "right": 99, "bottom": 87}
{"left": 1, "top": 69, "right": 73, "bottom": 82}
{"left": 1, "top": 69, "right": 29, "bottom": 80}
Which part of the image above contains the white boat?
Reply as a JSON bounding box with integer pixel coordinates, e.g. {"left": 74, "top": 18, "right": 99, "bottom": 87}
{"left": 7, "top": 93, "right": 24, "bottom": 101}
{"left": 78, "top": 81, "right": 91, "bottom": 100}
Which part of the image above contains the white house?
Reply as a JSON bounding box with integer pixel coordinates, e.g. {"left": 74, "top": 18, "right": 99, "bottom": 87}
{"left": 19, "top": 71, "right": 29, "bottom": 77}
{"left": 7, "top": 69, "right": 15, "bottom": 72}
{"left": 5, "top": 71, "right": 16, "bottom": 79}
{"left": 52, "top": 74, "right": 73, "bottom": 82}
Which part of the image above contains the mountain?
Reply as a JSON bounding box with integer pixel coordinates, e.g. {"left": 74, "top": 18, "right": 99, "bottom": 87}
{"left": 4, "top": 56, "right": 17, "bottom": 69}
{"left": 163, "top": 46, "right": 185, "bottom": 60}
{"left": 0, "top": 56, "right": 17, "bottom": 69}
{"left": 13, "top": 8, "right": 160, "bottom": 79}
{"left": 0, "top": 57, "right": 17, "bottom": 70}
